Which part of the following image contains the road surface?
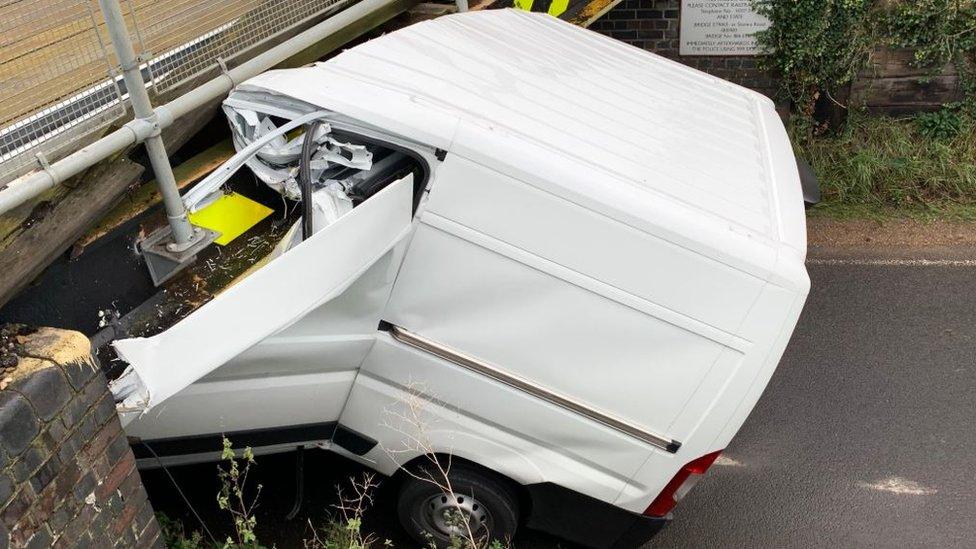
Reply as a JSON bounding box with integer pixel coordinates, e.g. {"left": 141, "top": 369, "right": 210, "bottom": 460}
{"left": 646, "top": 259, "right": 976, "bottom": 548}
{"left": 142, "top": 256, "right": 976, "bottom": 548}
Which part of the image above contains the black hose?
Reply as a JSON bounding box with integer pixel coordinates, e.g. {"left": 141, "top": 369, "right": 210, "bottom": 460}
{"left": 285, "top": 446, "right": 305, "bottom": 521}
{"left": 299, "top": 121, "right": 322, "bottom": 241}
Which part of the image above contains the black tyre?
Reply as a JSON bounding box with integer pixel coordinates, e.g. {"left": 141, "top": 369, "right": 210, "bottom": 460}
{"left": 397, "top": 462, "right": 520, "bottom": 548}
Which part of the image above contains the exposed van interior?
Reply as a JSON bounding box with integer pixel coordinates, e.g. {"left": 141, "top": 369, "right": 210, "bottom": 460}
{"left": 214, "top": 104, "right": 427, "bottom": 253}
{"left": 100, "top": 106, "right": 427, "bottom": 382}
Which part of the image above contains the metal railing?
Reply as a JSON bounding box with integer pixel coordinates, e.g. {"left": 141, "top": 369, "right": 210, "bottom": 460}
{"left": 0, "top": 0, "right": 349, "bottom": 189}
{"left": 132, "top": 0, "right": 346, "bottom": 93}
{"left": 0, "top": 0, "right": 126, "bottom": 185}
{"left": 0, "top": 0, "right": 410, "bottom": 284}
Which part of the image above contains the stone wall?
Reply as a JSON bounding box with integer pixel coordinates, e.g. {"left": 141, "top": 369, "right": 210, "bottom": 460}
{"left": 0, "top": 326, "right": 162, "bottom": 548}
{"left": 588, "top": 0, "right": 780, "bottom": 99}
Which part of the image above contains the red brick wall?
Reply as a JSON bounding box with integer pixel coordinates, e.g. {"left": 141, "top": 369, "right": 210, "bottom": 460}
{"left": 0, "top": 326, "right": 162, "bottom": 548}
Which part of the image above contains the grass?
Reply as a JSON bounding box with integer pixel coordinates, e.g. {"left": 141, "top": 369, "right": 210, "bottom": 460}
{"left": 795, "top": 111, "right": 976, "bottom": 221}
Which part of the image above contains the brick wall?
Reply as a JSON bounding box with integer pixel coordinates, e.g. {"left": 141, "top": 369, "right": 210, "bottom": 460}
{"left": 0, "top": 326, "right": 162, "bottom": 549}
{"left": 588, "top": 0, "right": 780, "bottom": 99}
{"left": 587, "top": 1, "right": 964, "bottom": 116}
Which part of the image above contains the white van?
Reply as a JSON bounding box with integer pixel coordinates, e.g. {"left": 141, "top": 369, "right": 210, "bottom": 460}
{"left": 110, "top": 9, "right": 811, "bottom": 547}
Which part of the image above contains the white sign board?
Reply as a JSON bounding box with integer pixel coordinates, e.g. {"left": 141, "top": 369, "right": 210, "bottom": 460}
{"left": 679, "top": 1, "right": 770, "bottom": 56}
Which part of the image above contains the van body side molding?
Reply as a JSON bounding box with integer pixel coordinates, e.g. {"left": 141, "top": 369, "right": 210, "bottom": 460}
{"left": 386, "top": 325, "right": 682, "bottom": 454}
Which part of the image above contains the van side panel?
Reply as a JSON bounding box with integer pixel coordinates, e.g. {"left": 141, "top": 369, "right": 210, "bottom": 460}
{"left": 383, "top": 223, "right": 729, "bottom": 436}
{"left": 340, "top": 335, "right": 649, "bottom": 503}
{"left": 343, "top": 156, "right": 773, "bottom": 507}
{"left": 616, "top": 282, "right": 804, "bottom": 512}
{"left": 425, "top": 156, "right": 768, "bottom": 334}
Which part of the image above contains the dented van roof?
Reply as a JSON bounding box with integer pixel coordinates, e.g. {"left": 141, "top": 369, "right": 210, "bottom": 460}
{"left": 238, "top": 9, "right": 808, "bottom": 285}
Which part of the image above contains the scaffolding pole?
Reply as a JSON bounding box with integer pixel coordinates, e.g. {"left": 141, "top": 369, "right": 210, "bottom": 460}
{"left": 96, "top": 0, "right": 217, "bottom": 284}
{"left": 97, "top": 0, "right": 199, "bottom": 248}
{"left": 0, "top": 0, "right": 406, "bottom": 216}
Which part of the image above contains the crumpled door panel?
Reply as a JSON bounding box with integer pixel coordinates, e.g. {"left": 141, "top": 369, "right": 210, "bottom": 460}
{"left": 111, "top": 175, "right": 414, "bottom": 414}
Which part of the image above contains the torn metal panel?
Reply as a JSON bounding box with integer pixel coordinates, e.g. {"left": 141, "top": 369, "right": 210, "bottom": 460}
{"left": 221, "top": 98, "right": 373, "bottom": 203}
{"left": 271, "top": 184, "right": 355, "bottom": 258}
{"left": 182, "top": 109, "right": 332, "bottom": 212}
{"left": 111, "top": 175, "right": 414, "bottom": 412}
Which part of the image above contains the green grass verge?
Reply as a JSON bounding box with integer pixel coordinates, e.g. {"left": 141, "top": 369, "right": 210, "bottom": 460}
{"left": 795, "top": 112, "right": 976, "bottom": 221}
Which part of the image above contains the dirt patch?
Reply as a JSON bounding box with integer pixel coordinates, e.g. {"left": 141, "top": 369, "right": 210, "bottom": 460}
{"left": 807, "top": 217, "right": 976, "bottom": 259}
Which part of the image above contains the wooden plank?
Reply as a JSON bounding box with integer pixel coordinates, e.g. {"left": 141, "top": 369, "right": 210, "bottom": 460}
{"left": 0, "top": 100, "right": 220, "bottom": 307}
{"left": 850, "top": 46, "right": 965, "bottom": 114}
{"left": 861, "top": 48, "right": 959, "bottom": 79}
{"left": 0, "top": 158, "right": 144, "bottom": 307}
{"left": 494, "top": 0, "right": 622, "bottom": 26}
{"left": 851, "top": 74, "right": 962, "bottom": 109}
{"left": 72, "top": 139, "right": 234, "bottom": 254}
{"left": 565, "top": 0, "right": 623, "bottom": 27}
{"left": 279, "top": 0, "right": 421, "bottom": 68}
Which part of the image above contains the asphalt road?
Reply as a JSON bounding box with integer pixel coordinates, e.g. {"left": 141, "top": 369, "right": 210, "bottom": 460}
{"left": 143, "top": 260, "right": 976, "bottom": 548}
{"left": 648, "top": 260, "right": 976, "bottom": 549}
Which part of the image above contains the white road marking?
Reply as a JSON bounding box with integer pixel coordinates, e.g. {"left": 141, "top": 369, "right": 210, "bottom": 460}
{"left": 714, "top": 455, "right": 744, "bottom": 467}
{"left": 808, "top": 258, "right": 976, "bottom": 267}
{"left": 857, "top": 477, "right": 937, "bottom": 495}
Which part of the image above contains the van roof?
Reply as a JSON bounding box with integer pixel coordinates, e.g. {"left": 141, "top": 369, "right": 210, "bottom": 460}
{"left": 241, "top": 9, "right": 807, "bottom": 283}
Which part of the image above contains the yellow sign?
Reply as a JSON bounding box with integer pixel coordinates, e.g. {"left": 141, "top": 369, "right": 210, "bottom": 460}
{"left": 547, "top": 0, "right": 568, "bottom": 16}
{"left": 188, "top": 192, "right": 273, "bottom": 246}
{"left": 512, "top": 0, "right": 568, "bottom": 17}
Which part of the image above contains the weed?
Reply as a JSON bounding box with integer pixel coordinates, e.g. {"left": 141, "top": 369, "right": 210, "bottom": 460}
{"left": 916, "top": 108, "right": 964, "bottom": 139}
{"left": 381, "top": 383, "right": 511, "bottom": 549}
{"left": 158, "top": 441, "right": 395, "bottom": 549}
{"left": 158, "top": 513, "right": 205, "bottom": 549}
{"left": 217, "top": 438, "right": 264, "bottom": 548}
{"left": 304, "top": 474, "right": 389, "bottom": 549}
{"left": 794, "top": 112, "right": 976, "bottom": 214}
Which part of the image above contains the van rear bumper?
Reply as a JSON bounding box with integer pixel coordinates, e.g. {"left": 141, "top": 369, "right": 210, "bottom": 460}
{"left": 525, "top": 483, "right": 667, "bottom": 548}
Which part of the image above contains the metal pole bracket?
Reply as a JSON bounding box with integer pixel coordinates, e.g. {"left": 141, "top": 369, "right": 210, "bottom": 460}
{"left": 140, "top": 224, "right": 220, "bottom": 286}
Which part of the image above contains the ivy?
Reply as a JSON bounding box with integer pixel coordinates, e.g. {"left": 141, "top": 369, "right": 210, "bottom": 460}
{"left": 879, "top": 1, "right": 976, "bottom": 71}
{"left": 882, "top": 1, "right": 976, "bottom": 113}
{"left": 752, "top": 0, "right": 874, "bottom": 117}
{"left": 752, "top": 0, "right": 976, "bottom": 118}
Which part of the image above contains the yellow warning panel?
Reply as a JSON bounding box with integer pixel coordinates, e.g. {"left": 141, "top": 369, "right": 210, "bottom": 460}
{"left": 547, "top": 0, "right": 569, "bottom": 16}
{"left": 188, "top": 192, "right": 273, "bottom": 246}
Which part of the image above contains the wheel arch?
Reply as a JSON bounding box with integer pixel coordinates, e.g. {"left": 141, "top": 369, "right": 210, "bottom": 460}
{"left": 390, "top": 452, "right": 533, "bottom": 523}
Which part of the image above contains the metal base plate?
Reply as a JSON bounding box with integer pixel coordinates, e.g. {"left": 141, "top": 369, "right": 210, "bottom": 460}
{"left": 140, "top": 225, "right": 220, "bottom": 286}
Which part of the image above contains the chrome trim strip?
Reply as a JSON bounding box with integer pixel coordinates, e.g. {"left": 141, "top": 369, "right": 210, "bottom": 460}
{"left": 387, "top": 325, "right": 681, "bottom": 454}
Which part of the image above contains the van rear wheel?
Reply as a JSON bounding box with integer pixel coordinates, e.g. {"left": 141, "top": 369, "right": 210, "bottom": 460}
{"left": 397, "top": 462, "right": 520, "bottom": 548}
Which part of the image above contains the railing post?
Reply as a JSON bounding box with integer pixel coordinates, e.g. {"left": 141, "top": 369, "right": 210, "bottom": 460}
{"left": 97, "top": 0, "right": 216, "bottom": 284}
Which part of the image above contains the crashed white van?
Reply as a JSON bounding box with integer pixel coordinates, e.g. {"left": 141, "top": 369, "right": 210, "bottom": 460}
{"left": 111, "top": 9, "right": 811, "bottom": 548}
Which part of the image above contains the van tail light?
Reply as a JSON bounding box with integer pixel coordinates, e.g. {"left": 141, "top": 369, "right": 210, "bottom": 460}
{"left": 643, "top": 450, "right": 723, "bottom": 518}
